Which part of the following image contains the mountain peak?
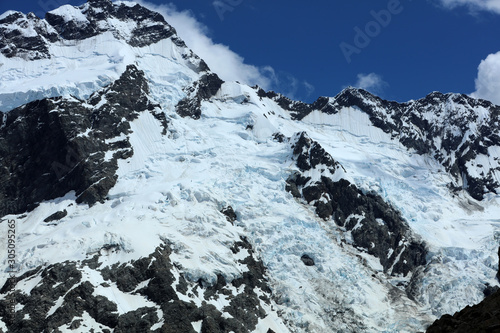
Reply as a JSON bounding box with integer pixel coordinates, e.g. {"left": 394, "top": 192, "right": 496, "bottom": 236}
{"left": 0, "top": 0, "right": 209, "bottom": 112}
{"left": 87, "top": 0, "right": 113, "bottom": 6}
{"left": 0, "top": 0, "right": 180, "bottom": 60}
{"left": 1, "top": 1, "right": 500, "bottom": 332}
{"left": 45, "top": 0, "right": 175, "bottom": 45}
{"left": 0, "top": 10, "right": 23, "bottom": 22}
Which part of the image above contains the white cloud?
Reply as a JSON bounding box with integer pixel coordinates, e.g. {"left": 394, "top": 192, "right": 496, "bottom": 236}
{"left": 354, "top": 73, "right": 388, "bottom": 94}
{"left": 132, "top": 1, "right": 314, "bottom": 101}
{"left": 472, "top": 51, "right": 500, "bottom": 105}
{"left": 135, "top": 1, "right": 273, "bottom": 89}
{"left": 304, "top": 81, "right": 315, "bottom": 98}
{"left": 435, "top": 0, "right": 500, "bottom": 14}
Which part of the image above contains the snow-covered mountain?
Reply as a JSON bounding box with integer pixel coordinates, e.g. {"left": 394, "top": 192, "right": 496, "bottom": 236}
{"left": 1, "top": 1, "right": 500, "bottom": 332}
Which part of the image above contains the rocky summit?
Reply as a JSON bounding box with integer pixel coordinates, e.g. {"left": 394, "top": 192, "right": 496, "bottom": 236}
{"left": 1, "top": 1, "right": 500, "bottom": 332}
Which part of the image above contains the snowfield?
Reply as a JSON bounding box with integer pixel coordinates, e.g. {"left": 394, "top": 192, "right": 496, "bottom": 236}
{"left": 1, "top": 1, "right": 500, "bottom": 332}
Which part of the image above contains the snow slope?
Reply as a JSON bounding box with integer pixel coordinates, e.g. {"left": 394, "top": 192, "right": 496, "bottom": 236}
{"left": 1, "top": 1, "right": 500, "bottom": 332}
{"left": 0, "top": 2, "right": 201, "bottom": 112}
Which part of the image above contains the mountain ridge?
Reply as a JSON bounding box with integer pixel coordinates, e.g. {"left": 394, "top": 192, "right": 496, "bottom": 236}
{"left": 0, "top": 1, "right": 500, "bottom": 332}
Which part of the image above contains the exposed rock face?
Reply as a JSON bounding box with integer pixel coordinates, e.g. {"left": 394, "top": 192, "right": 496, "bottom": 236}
{"left": 497, "top": 246, "right": 500, "bottom": 283}
{"left": 2, "top": 1, "right": 499, "bottom": 331}
{"left": 426, "top": 289, "right": 500, "bottom": 333}
{"left": 300, "top": 254, "right": 315, "bottom": 266}
{"left": 0, "top": 12, "right": 58, "bottom": 60}
{"left": 259, "top": 86, "right": 500, "bottom": 201}
{"left": 483, "top": 284, "right": 499, "bottom": 297}
{"left": 45, "top": 0, "right": 174, "bottom": 45}
{"left": 43, "top": 209, "right": 68, "bottom": 223}
{"left": 425, "top": 245, "right": 500, "bottom": 332}
{"left": 0, "top": 0, "right": 208, "bottom": 69}
{"left": 0, "top": 65, "right": 160, "bottom": 214}
{"left": 176, "top": 73, "right": 224, "bottom": 119}
{"left": 221, "top": 206, "right": 237, "bottom": 224}
{"left": 330, "top": 88, "right": 500, "bottom": 200}
{"left": 0, "top": 239, "right": 277, "bottom": 332}
{"left": 256, "top": 88, "right": 336, "bottom": 121}
{"left": 286, "top": 132, "right": 427, "bottom": 276}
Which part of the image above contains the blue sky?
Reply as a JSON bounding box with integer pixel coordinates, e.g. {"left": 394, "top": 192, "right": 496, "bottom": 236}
{"left": 1, "top": 0, "right": 500, "bottom": 104}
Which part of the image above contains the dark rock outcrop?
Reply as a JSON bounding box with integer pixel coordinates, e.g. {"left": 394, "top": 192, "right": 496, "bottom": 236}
{"left": 257, "top": 89, "right": 314, "bottom": 120}
{"left": 43, "top": 209, "right": 68, "bottom": 222}
{"left": 0, "top": 239, "right": 278, "bottom": 333}
{"left": 176, "top": 73, "right": 224, "bottom": 119}
{"left": 286, "top": 132, "right": 427, "bottom": 276}
{"left": 45, "top": 0, "right": 175, "bottom": 44}
{"left": 221, "top": 206, "right": 237, "bottom": 224}
{"left": 0, "top": 0, "right": 201, "bottom": 63}
{"left": 428, "top": 247, "right": 500, "bottom": 332}
{"left": 0, "top": 65, "right": 161, "bottom": 215}
{"left": 497, "top": 246, "right": 500, "bottom": 283}
{"left": 257, "top": 86, "right": 500, "bottom": 201}
{"left": 254, "top": 89, "right": 336, "bottom": 121}
{"left": 483, "top": 284, "right": 499, "bottom": 297}
{"left": 330, "top": 88, "right": 500, "bottom": 200}
{"left": 301, "top": 254, "right": 315, "bottom": 266}
{"left": 426, "top": 289, "right": 500, "bottom": 333}
{"left": 0, "top": 12, "right": 58, "bottom": 60}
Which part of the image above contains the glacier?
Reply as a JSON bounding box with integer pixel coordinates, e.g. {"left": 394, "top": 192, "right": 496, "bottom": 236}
{"left": 1, "top": 1, "right": 500, "bottom": 332}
